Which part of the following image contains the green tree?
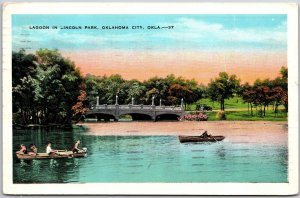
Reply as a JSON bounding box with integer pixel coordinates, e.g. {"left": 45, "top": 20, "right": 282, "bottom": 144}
{"left": 143, "top": 77, "right": 169, "bottom": 105}
{"left": 85, "top": 74, "right": 104, "bottom": 106}
{"left": 121, "top": 80, "right": 146, "bottom": 104}
{"left": 207, "top": 72, "right": 240, "bottom": 110}
{"left": 167, "top": 84, "right": 197, "bottom": 108}
{"left": 280, "top": 66, "right": 288, "bottom": 80}
{"left": 252, "top": 85, "right": 273, "bottom": 117}
{"left": 33, "top": 49, "right": 83, "bottom": 124}
{"left": 12, "top": 50, "right": 38, "bottom": 124}
{"left": 142, "top": 74, "right": 201, "bottom": 106}
{"left": 103, "top": 74, "right": 125, "bottom": 104}
{"left": 85, "top": 74, "right": 127, "bottom": 105}
{"left": 12, "top": 49, "right": 83, "bottom": 125}
{"left": 270, "top": 86, "right": 284, "bottom": 116}
{"left": 279, "top": 66, "right": 288, "bottom": 112}
{"left": 241, "top": 82, "right": 255, "bottom": 116}
{"left": 12, "top": 49, "right": 37, "bottom": 87}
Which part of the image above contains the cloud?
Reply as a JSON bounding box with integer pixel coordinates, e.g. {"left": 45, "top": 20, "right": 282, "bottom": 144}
{"left": 155, "top": 17, "right": 287, "bottom": 49}
{"left": 177, "top": 17, "right": 224, "bottom": 32}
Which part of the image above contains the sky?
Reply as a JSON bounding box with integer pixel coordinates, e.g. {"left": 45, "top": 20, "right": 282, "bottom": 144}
{"left": 12, "top": 14, "right": 287, "bottom": 84}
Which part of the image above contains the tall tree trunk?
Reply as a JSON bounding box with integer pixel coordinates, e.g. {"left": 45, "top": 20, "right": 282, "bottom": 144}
{"left": 259, "top": 105, "right": 263, "bottom": 117}
{"left": 248, "top": 103, "right": 249, "bottom": 114}
{"left": 220, "top": 99, "right": 225, "bottom": 111}
{"left": 274, "top": 101, "right": 277, "bottom": 117}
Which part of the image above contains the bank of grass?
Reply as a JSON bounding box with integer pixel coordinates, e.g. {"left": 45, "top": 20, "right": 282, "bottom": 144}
{"left": 187, "top": 96, "right": 248, "bottom": 111}
{"left": 201, "top": 97, "right": 248, "bottom": 110}
{"left": 186, "top": 96, "right": 287, "bottom": 121}
{"left": 187, "top": 96, "right": 286, "bottom": 111}
{"left": 205, "top": 110, "right": 287, "bottom": 121}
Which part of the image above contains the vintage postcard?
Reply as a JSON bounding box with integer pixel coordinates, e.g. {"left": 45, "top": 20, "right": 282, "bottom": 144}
{"left": 2, "top": 2, "right": 298, "bottom": 195}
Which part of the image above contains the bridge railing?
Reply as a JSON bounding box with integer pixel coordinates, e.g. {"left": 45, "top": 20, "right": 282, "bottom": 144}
{"left": 156, "top": 106, "right": 183, "bottom": 110}
{"left": 92, "top": 105, "right": 116, "bottom": 110}
{"left": 90, "top": 104, "right": 183, "bottom": 111}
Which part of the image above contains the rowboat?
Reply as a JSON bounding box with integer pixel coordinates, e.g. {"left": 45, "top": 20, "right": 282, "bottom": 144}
{"left": 16, "top": 151, "right": 87, "bottom": 160}
{"left": 178, "top": 135, "right": 225, "bottom": 143}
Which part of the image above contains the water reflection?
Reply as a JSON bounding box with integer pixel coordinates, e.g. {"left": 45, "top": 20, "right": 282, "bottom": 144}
{"left": 216, "top": 146, "right": 226, "bottom": 160}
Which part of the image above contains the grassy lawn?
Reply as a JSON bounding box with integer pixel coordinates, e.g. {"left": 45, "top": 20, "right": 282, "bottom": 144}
{"left": 187, "top": 96, "right": 285, "bottom": 112}
{"left": 205, "top": 109, "right": 287, "bottom": 121}
{"left": 186, "top": 96, "right": 247, "bottom": 111}
{"left": 185, "top": 96, "right": 287, "bottom": 121}
{"left": 201, "top": 97, "right": 248, "bottom": 110}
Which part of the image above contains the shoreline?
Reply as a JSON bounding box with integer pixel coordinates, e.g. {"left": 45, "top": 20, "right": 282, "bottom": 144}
{"left": 13, "top": 123, "right": 73, "bottom": 130}
{"left": 78, "top": 121, "right": 288, "bottom": 145}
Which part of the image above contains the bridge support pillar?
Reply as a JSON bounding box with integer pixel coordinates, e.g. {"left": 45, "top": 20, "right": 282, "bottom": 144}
{"left": 151, "top": 112, "right": 156, "bottom": 122}
{"left": 96, "top": 96, "right": 99, "bottom": 106}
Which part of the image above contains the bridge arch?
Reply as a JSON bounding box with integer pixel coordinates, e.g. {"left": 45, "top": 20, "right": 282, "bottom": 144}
{"left": 119, "top": 113, "right": 152, "bottom": 121}
{"left": 85, "top": 113, "right": 117, "bottom": 122}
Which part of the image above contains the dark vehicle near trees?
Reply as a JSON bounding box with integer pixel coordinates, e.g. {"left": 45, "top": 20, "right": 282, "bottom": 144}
{"left": 196, "top": 104, "right": 212, "bottom": 111}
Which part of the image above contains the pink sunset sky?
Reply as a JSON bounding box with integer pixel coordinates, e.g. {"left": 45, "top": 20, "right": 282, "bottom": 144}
{"left": 62, "top": 49, "right": 286, "bottom": 84}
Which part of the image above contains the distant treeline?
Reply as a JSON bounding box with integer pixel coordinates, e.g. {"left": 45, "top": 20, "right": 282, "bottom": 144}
{"left": 12, "top": 49, "right": 287, "bottom": 125}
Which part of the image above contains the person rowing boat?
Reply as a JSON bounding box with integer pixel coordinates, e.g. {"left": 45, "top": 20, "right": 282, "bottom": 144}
{"left": 72, "top": 140, "right": 81, "bottom": 153}
{"left": 46, "top": 142, "right": 65, "bottom": 156}
{"left": 179, "top": 131, "right": 225, "bottom": 143}
{"left": 71, "top": 140, "right": 87, "bottom": 154}
{"left": 200, "top": 131, "right": 211, "bottom": 138}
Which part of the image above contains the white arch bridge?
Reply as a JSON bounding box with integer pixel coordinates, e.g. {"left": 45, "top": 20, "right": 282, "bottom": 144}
{"left": 84, "top": 104, "right": 186, "bottom": 121}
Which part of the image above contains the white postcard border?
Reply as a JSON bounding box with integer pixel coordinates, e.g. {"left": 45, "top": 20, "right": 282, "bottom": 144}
{"left": 2, "top": 2, "right": 298, "bottom": 195}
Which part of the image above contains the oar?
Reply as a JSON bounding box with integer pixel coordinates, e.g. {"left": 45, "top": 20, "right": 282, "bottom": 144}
{"left": 207, "top": 134, "right": 219, "bottom": 143}
{"left": 212, "top": 137, "right": 218, "bottom": 142}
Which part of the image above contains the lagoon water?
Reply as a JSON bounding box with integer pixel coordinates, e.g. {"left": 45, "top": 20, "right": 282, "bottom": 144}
{"left": 13, "top": 125, "right": 288, "bottom": 183}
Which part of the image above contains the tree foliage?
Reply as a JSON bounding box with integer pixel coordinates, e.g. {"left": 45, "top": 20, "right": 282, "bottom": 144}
{"left": 85, "top": 74, "right": 201, "bottom": 108}
{"left": 241, "top": 66, "right": 288, "bottom": 117}
{"left": 207, "top": 72, "right": 240, "bottom": 110}
{"left": 12, "top": 49, "right": 83, "bottom": 125}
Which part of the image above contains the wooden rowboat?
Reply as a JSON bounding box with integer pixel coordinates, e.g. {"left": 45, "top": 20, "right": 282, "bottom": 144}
{"left": 16, "top": 151, "right": 87, "bottom": 160}
{"left": 178, "top": 135, "right": 225, "bottom": 143}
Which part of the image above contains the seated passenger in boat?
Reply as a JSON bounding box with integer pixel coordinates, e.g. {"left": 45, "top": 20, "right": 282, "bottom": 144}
{"left": 72, "top": 140, "right": 81, "bottom": 153}
{"left": 46, "top": 142, "right": 58, "bottom": 155}
{"left": 28, "top": 144, "right": 37, "bottom": 156}
{"left": 16, "top": 144, "right": 27, "bottom": 154}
